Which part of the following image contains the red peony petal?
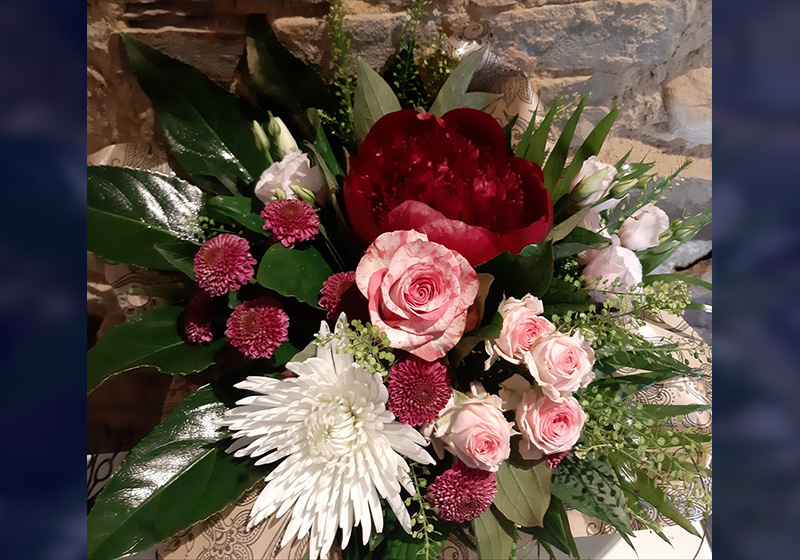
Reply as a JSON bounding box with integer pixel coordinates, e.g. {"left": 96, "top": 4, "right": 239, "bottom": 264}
{"left": 442, "top": 108, "right": 509, "bottom": 157}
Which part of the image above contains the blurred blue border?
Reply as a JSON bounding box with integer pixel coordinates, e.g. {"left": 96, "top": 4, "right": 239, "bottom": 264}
{"left": 0, "top": 2, "right": 87, "bottom": 559}
{"left": 714, "top": 1, "right": 800, "bottom": 559}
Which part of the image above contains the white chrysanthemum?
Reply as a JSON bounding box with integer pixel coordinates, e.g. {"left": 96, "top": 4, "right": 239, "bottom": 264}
{"left": 219, "top": 317, "right": 434, "bottom": 559}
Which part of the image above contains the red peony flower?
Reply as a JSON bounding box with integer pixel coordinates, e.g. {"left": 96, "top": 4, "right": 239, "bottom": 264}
{"left": 344, "top": 109, "right": 553, "bottom": 266}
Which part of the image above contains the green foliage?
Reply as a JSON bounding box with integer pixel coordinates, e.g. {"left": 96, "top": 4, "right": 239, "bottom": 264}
{"left": 87, "top": 166, "right": 205, "bottom": 270}
{"left": 87, "top": 306, "right": 226, "bottom": 393}
{"left": 519, "top": 496, "right": 580, "bottom": 559}
{"left": 543, "top": 95, "right": 588, "bottom": 201}
{"left": 553, "top": 227, "right": 610, "bottom": 260}
{"left": 87, "top": 385, "right": 268, "bottom": 559}
{"left": 245, "top": 15, "right": 334, "bottom": 144}
{"left": 353, "top": 59, "right": 402, "bottom": 146}
{"left": 153, "top": 240, "right": 199, "bottom": 280}
{"left": 429, "top": 47, "right": 486, "bottom": 116}
{"left": 256, "top": 244, "right": 333, "bottom": 308}
{"left": 477, "top": 241, "right": 554, "bottom": 300}
{"left": 326, "top": 0, "right": 357, "bottom": 150}
{"left": 383, "top": 0, "right": 432, "bottom": 109}
{"left": 206, "top": 195, "right": 270, "bottom": 235}
{"left": 400, "top": 463, "right": 445, "bottom": 559}
{"left": 418, "top": 36, "right": 460, "bottom": 101}
{"left": 551, "top": 455, "right": 633, "bottom": 544}
{"left": 494, "top": 457, "right": 552, "bottom": 527}
{"left": 519, "top": 100, "right": 560, "bottom": 166}
{"left": 121, "top": 34, "right": 262, "bottom": 193}
{"left": 637, "top": 209, "right": 712, "bottom": 275}
{"left": 315, "top": 320, "right": 396, "bottom": 377}
{"left": 449, "top": 312, "right": 503, "bottom": 367}
{"left": 473, "top": 506, "right": 515, "bottom": 560}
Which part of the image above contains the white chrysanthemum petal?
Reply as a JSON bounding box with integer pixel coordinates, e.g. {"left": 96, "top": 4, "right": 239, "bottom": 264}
{"left": 219, "top": 320, "right": 433, "bottom": 559}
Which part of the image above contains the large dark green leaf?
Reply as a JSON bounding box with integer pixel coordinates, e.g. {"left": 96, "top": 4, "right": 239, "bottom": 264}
{"left": 429, "top": 47, "right": 486, "bottom": 116}
{"left": 353, "top": 58, "right": 402, "bottom": 146}
{"left": 494, "top": 457, "right": 551, "bottom": 527}
{"left": 520, "top": 496, "right": 580, "bottom": 559}
{"left": 551, "top": 455, "right": 633, "bottom": 539}
{"left": 87, "top": 385, "right": 267, "bottom": 559}
{"left": 555, "top": 106, "right": 619, "bottom": 201}
{"left": 553, "top": 227, "right": 611, "bottom": 260}
{"left": 121, "top": 35, "right": 264, "bottom": 191}
{"left": 87, "top": 166, "right": 204, "bottom": 269}
{"left": 472, "top": 506, "right": 515, "bottom": 560}
{"left": 477, "top": 241, "right": 553, "bottom": 299}
{"left": 88, "top": 306, "right": 225, "bottom": 393}
{"left": 257, "top": 244, "right": 333, "bottom": 307}
{"left": 207, "top": 195, "right": 269, "bottom": 235}
{"left": 382, "top": 524, "right": 450, "bottom": 560}
{"left": 589, "top": 370, "right": 687, "bottom": 399}
{"left": 245, "top": 15, "right": 334, "bottom": 142}
{"left": 546, "top": 207, "right": 591, "bottom": 243}
{"left": 154, "top": 240, "right": 199, "bottom": 280}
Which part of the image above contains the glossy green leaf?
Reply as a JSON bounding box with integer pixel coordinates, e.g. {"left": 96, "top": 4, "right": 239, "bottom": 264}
{"left": 473, "top": 506, "right": 515, "bottom": 560}
{"left": 589, "top": 370, "right": 687, "bottom": 399}
{"left": 207, "top": 195, "right": 268, "bottom": 235}
{"left": 257, "top": 244, "right": 333, "bottom": 307}
{"left": 121, "top": 34, "right": 263, "bottom": 191}
{"left": 520, "top": 496, "right": 580, "bottom": 559}
{"left": 354, "top": 58, "right": 402, "bottom": 146}
{"left": 543, "top": 95, "right": 588, "bottom": 201}
{"left": 382, "top": 525, "right": 450, "bottom": 560}
{"left": 309, "top": 109, "right": 344, "bottom": 177}
{"left": 553, "top": 227, "right": 611, "bottom": 260}
{"left": 556, "top": 106, "right": 619, "bottom": 200}
{"left": 523, "top": 100, "right": 561, "bottom": 166}
{"left": 449, "top": 312, "right": 503, "bottom": 366}
{"left": 154, "top": 240, "right": 199, "bottom": 280}
{"left": 477, "top": 241, "right": 553, "bottom": 298}
{"left": 245, "top": 15, "right": 334, "bottom": 142}
{"left": 494, "top": 458, "right": 551, "bottom": 527}
{"left": 87, "top": 385, "right": 267, "bottom": 559}
{"left": 88, "top": 306, "right": 225, "bottom": 393}
{"left": 429, "top": 47, "right": 486, "bottom": 116}
{"left": 87, "top": 166, "right": 204, "bottom": 270}
{"left": 551, "top": 455, "right": 632, "bottom": 539}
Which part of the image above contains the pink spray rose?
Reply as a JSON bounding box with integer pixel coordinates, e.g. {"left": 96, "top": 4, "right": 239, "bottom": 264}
{"left": 525, "top": 332, "right": 595, "bottom": 401}
{"left": 434, "top": 383, "right": 513, "bottom": 472}
{"left": 516, "top": 390, "right": 587, "bottom": 460}
{"left": 355, "top": 230, "right": 480, "bottom": 361}
{"left": 485, "top": 294, "right": 556, "bottom": 368}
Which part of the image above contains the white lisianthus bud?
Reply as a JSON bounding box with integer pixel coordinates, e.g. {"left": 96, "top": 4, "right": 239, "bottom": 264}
{"left": 569, "top": 156, "right": 617, "bottom": 207}
{"left": 618, "top": 203, "right": 670, "bottom": 251}
{"left": 290, "top": 184, "right": 318, "bottom": 206}
{"left": 266, "top": 113, "right": 297, "bottom": 160}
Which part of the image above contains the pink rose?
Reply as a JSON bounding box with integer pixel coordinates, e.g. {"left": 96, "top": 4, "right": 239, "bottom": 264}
{"left": 569, "top": 156, "right": 617, "bottom": 207}
{"left": 618, "top": 203, "right": 670, "bottom": 251}
{"left": 516, "top": 390, "right": 586, "bottom": 460}
{"left": 580, "top": 235, "right": 643, "bottom": 302}
{"left": 525, "top": 332, "right": 595, "bottom": 401}
{"left": 485, "top": 294, "right": 556, "bottom": 368}
{"left": 355, "top": 230, "right": 480, "bottom": 361}
{"left": 435, "top": 384, "right": 513, "bottom": 472}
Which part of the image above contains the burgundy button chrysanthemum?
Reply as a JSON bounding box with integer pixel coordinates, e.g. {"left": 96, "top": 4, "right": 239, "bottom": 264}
{"left": 319, "top": 271, "right": 369, "bottom": 322}
{"left": 185, "top": 290, "right": 213, "bottom": 345}
{"left": 225, "top": 297, "right": 289, "bottom": 359}
{"left": 546, "top": 450, "right": 570, "bottom": 469}
{"left": 426, "top": 461, "right": 497, "bottom": 522}
{"left": 261, "top": 199, "right": 319, "bottom": 248}
{"left": 387, "top": 356, "right": 451, "bottom": 425}
{"left": 194, "top": 234, "right": 257, "bottom": 296}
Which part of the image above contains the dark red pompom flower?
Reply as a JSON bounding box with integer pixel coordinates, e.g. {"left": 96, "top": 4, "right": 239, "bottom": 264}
{"left": 344, "top": 109, "right": 553, "bottom": 266}
{"left": 426, "top": 461, "right": 497, "bottom": 522}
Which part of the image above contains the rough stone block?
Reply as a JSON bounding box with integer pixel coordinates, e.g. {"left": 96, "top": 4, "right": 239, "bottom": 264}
{"left": 664, "top": 66, "right": 712, "bottom": 147}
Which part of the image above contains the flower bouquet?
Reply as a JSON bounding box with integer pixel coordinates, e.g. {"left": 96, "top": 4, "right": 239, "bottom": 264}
{"left": 87, "top": 8, "right": 711, "bottom": 560}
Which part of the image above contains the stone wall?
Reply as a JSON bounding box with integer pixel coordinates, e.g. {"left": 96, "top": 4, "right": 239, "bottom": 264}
{"left": 88, "top": 0, "right": 711, "bottom": 249}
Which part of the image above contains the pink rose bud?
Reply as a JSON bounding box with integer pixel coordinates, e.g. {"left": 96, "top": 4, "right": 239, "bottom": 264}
{"left": 355, "top": 230, "right": 480, "bottom": 361}
{"left": 618, "top": 203, "right": 670, "bottom": 251}
{"left": 516, "top": 390, "right": 587, "bottom": 460}
{"left": 435, "top": 384, "right": 513, "bottom": 472}
{"left": 525, "top": 332, "right": 595, "bottom": 402}
{"left": 485, "top": 295, "right": 556, "bottom": 368}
